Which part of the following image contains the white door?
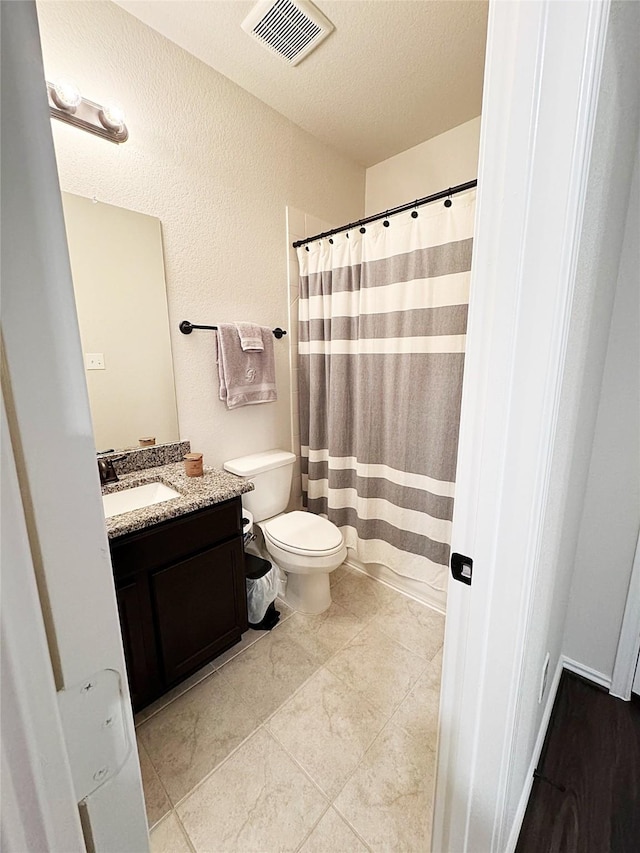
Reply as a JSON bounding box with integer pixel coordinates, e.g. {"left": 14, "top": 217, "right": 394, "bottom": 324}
{"left": 1, "top": 3, "right": 149, "bottom": 850}
{"left": 432, "top": 0, "right": 612, "bottom": 851}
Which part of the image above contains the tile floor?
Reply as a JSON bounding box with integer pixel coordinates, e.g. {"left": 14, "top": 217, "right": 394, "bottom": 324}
{"left": 136, "top": 566, "right": 445, "bottom": 853}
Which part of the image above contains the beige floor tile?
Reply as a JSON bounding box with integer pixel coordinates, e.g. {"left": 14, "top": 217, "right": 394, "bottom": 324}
{"left": 430, "top": 645, "right": 444, "bottom": 677}
{"left": 326, "top": 622, "right": 426, "bottom": 716}
{"left": 286, "top": 601, "right": 366, "bottom": 656}
{"left": 268, "top": 668, "right": 387, "bottom": 799}
{"left": 330, "top": 563, "right": 353, "bottom": 587}
{"left": 299, "top": 807, "right": 369, "bottom": 852}
{"left": 334, "top": 723, "right": 435, "bottom": 852}
{"left": 219, "top": 615, "right": 329, "bottom": 719}
{"left": 275, "top": 596, "right": 295, "bottom": 621}
{"left": 390, "top": 655, "right": 442, "bottom": 752}
{"left": 138, "top": 670, "right": 260, "bottom": 805}
{"left": 210, "top": 599, "right": 294, "bottom": 670}
{"left": 135, "top": 662, "right": 214, "bottom": 725}
{"left": 178, "top": 728, "right": 327, "bottom": 852}
{"left": 149, "top": 812, "right": 192, "bottom": 853}
{"left": 211, "top": 628, "right": 265, "bottom": 669}
{"left": 373, "top": 595, "right": 445, "bottom": 661}
{"left": 137, "top": 738, "right": 171, "bottom": 828}
{"left": 136, "top": 574, "right": 441, "bottom": 851}
{"left": 330, "top": 570, "right": 398, "bottom": 621}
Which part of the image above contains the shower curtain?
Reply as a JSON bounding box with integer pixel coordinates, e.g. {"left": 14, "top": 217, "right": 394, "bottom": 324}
{"left": 296, "top": 191, "right": 475, "bottom": 594}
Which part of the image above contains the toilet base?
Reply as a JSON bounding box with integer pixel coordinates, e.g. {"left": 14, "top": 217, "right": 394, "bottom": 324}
{"left": 284, "top": 570, "right": 331, "bottom": 615}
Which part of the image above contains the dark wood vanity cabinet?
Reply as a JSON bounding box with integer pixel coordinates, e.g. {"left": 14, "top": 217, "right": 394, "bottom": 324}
{"left": 110, "top": 497, "right": 248, "bottom": 712}
{"left": 115, "top": 576, "right": 161, "bottom": 711}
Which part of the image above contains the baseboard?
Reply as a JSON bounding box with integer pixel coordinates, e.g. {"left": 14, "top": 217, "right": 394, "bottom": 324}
{"left": 610, "top": 530, "right": 640, "bottom": 700}
{"left": 504, "top": 654, "right": 612, "bottom": 851}
{"left": 561, "top": 655, "right": 612, "bottom": 690}
{"left": 504, "top": 655, "right": 565, "bottom": 853}
{"left": 343, "top": 557, "right": 446, "bottom": 614}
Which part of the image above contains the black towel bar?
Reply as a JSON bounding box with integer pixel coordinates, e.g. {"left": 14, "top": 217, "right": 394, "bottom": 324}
{"left": 179, "top": 321, "right": 287, "bottom": 339}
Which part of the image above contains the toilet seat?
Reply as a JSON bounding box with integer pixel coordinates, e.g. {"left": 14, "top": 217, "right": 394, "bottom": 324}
{"left": 262, "top": 511, "right": 344, "bottom": 557}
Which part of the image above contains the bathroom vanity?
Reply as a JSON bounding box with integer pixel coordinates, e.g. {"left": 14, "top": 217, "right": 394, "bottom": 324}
{"left": 103, "top": 453, "right": 254, "bottom": 712}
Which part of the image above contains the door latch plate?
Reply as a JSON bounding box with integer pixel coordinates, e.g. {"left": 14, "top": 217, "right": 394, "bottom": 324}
{"left": 451, "top": 552, "right": 473, "bottom": 585}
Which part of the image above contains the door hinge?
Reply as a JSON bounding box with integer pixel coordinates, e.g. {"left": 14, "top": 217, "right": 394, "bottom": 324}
{"left": 57, "top": 669, "right": 132, "bottom": 802}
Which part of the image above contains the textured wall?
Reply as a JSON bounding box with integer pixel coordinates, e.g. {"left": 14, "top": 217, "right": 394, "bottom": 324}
{"left": 36, "top": 0, "right": 365, "bottom": 469}
{"left": 364, "top": 117, "right": 481, "bottom": 215}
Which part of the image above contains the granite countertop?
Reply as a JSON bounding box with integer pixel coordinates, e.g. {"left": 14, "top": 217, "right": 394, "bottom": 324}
{"left": 103, "top": 461, "right": 254, "bottom": 539}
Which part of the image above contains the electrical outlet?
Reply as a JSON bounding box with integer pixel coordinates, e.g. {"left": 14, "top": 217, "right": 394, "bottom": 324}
{"left": 85, "top": 353, "right": 105, "bottom": 370}
{"left": 539, "top": 652, "right": 550, "bottom": 703}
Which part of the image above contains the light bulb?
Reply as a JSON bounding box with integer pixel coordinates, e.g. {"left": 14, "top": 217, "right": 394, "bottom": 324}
{"left": 99, "top": 103, "right": 126, "bottom": 131}
{"left": 51, "top": 78, "right": 82, "bottom": 112}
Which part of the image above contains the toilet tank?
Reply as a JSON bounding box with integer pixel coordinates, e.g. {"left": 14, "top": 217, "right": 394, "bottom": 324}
{"left": 224, "top": 450, "right": 295, "bottom": 522}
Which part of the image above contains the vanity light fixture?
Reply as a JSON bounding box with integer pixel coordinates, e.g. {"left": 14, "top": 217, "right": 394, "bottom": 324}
{"left": 98, "top": 103, "right": 126, "bottom": 132}
{"left": 47, "top": 80, "right": 129, "bottom": 144}
{"left": 50, "top": 77, "right": 82, "bottom": 112}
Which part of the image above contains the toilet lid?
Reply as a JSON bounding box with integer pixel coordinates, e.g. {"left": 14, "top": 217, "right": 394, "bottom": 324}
{"left": 263, "top": 511, "right": 343, "bottom": 554}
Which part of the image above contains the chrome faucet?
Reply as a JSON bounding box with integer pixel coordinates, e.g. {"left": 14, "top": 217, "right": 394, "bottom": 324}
{"left": 97, "top": 455, "right": 125, "bottom": 485}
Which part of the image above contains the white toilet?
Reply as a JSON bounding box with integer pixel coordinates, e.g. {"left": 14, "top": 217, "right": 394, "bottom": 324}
{"left": 224, "top": 450, "right": 347, "bottom": 615}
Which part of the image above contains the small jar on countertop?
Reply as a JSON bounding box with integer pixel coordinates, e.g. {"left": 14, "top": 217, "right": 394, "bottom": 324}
{"left": 184, "top": 452, "right": 203, "bottom": 477}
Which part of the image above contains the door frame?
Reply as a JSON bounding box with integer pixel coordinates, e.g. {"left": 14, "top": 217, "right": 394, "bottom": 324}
{"left": 432, "top": 0, "right": 611, "bottom": 850}
{"left": 1, "top": 396, "right": 85, "bottom": 852}
{"left": 1, "top": 3, "right": 149, "bottom": 849}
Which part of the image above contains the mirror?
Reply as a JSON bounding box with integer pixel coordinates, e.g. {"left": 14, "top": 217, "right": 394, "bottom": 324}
{"left": 62, "top": 192, "right": 179, "bottom": 452}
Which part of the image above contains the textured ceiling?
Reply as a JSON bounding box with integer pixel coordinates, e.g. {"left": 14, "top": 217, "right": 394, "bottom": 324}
{"left": 113, "top": 0, "right": 488, "bottom": 167}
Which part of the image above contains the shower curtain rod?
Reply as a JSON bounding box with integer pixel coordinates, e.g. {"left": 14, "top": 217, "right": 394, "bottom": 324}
{"left": 292, "top": 179, "right": 478, "bottom": 248}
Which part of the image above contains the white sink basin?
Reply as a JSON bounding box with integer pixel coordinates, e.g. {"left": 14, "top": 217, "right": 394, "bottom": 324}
{"left": 102, "top": 482, "right": 181, "bottom": 519}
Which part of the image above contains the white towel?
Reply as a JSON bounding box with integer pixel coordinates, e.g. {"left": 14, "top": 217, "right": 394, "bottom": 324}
{"left": 215, "top": 323, "right": 277, "bottom": 409}
{"left": 234, "top": 322, "right": 264, "bottom": 352}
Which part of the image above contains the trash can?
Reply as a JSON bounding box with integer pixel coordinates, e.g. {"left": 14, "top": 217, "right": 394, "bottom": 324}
{"left": 244, "top": 554, "right": 280, "bottom": 630}
{"left": 242, "top": 512, "right": 280, "bottom": 631}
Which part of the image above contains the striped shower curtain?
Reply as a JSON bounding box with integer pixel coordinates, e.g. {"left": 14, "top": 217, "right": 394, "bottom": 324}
{"left": 296, "top": 192, "right": 475, "bottom": 596}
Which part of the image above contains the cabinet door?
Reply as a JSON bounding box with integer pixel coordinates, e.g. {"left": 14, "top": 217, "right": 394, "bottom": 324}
{"left": 151, "top": 538, "right": 246, "bottom": 686}
{"left": 116, "top": 577, "right": 161, "bottom": 711}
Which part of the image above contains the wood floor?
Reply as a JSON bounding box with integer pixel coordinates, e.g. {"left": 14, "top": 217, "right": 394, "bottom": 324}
{"left": 516, "top": 670, "right": 640, "bottom": 853}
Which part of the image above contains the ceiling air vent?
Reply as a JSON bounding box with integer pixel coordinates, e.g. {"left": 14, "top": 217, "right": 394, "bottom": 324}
{"left": 241, "top": 0, "right": 334, "bottom": 66}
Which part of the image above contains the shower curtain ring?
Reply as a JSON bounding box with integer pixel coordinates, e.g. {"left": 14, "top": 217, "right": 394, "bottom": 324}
{"left": 444, "top": 190, "right": 453, "bottom": 208}
{"left": 411, "top": 200, "right": 419, "bottom": 219}
{"left": 383, "top": 211, "right": 390, "bottom": 227}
